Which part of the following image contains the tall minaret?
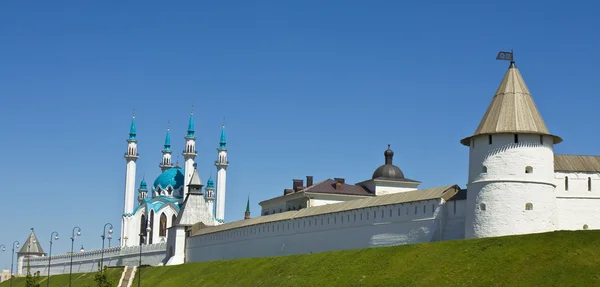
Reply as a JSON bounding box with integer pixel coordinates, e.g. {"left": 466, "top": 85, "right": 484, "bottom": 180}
{"left": 214, "top": 124, "right": 229, "bottom": 224}
{"left": 160, "top": 123, "right": 173, "bottom": 172}
{"left": 461, "top": 53, "right": 561, "bottom": 239}
{"left": 121, "top": 115, "right": 139, "bottom": 247}
{"left": 182, "top": 111, "right": 197, "bottom": 199}
{"left": 205, "top": 177, "right": 215, "bottom": 224}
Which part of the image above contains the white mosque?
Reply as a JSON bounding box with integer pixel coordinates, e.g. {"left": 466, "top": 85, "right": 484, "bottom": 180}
{"left": 17, "top": 55, "right": 600, "bottom": 278}
{"left": 120, "top": 112, "right": 228, "bottom": 248}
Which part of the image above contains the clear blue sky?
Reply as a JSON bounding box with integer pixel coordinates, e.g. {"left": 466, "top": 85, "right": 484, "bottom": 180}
{"left": 1, "top": 0, "right": 599, "bottom": 269}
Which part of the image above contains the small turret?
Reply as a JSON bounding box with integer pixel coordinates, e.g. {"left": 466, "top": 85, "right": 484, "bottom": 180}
{"left": 244, "top": 196, "right": 251, "bottom": 219}
{"left": 138, "top": 178, "right": 148, "bottom": 203}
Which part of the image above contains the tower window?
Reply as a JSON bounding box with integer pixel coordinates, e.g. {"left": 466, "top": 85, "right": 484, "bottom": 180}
{"left": 565, "top": 177, "right": 569, "bottom": 191}
{"left": 583, "top": 224, "right": 589, "bottom": 230}
{"left": 488, "top": 135, "right": 492, "bottom": 145}
{"left": 482, "top": 166, "right": 487, "bottom": 173}
{"left": 525, "top": 166, "right": 533, "bottom": 174}
{"left": 479, "top": 203, "right": 486, "bottom": 211}
{"left": 588, "top": 177, "right": 592, "bottom": 191}
{"left": 540, "top": 135, "right": 544, "bottom": 145}
{"left": 471, "top": 139, "right": 475, "bottom": 148}
{"left": 525, "top": 203, "right": 533, "bottom": 210}
{"left": 414, "top": 206, "right": 417, "bottom": 214}
{"left": 514, "top": 134, "right": 519, "bottom": 143}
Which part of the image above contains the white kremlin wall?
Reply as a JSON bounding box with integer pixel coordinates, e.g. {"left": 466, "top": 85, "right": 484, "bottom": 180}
{"left": 185, "top": 198, "right": 467, "bottom": 263}
{"left": 554, "top": 171, "right": 600, "bottom": 231}
{"left": 23, "top": 243, "right": 167, "bottom": 276}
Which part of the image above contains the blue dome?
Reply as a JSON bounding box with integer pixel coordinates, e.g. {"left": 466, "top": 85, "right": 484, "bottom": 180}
{"left": 153, "top": 167, "right": 185, "bottom": 190}
{"left": 139, "top": 179, "right": 148, "bottom": 190}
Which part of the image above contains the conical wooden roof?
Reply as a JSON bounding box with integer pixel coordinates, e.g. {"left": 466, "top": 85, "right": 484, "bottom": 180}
{"left": 461, "top": 62, "right": 562, "bottom": 146}
{"left": 18, "top": 229, "right": 45, "bottom": 255}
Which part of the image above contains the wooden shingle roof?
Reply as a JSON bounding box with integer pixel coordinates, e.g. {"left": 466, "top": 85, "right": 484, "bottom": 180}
{"left": 554, "top": 154, "right": 600, "bottom": 172}
{"left": 461, "top": 62, "right": 562, "bottom": 145}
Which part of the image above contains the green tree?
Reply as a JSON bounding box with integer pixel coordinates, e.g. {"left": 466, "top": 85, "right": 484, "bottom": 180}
{"left": 94, "top": 263, "right": 114, "bottom": 287}
{"left": 24, "top": 266, "right": 40, "bottom": 287}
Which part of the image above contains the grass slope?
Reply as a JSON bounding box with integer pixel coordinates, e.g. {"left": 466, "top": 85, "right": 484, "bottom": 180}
{"left": 130, "top": 231, "right": 600, "bottom": 287}
{"left": 0, "top": 267, "right": 123, "bottom": 287}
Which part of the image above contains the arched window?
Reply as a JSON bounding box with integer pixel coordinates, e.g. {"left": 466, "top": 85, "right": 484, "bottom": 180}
{"left": 171, "top": 214, "right": 177, "bottom": 228}
{"left": 480, "top": 203, "right": 486, "bottom": 211}
{"left": 482, "top": 166, "right": 487, "bottom": 173}
{"left": 588, "top": 177, "right": 592, "bottom": 192}
{"left": 583, "top": 224, "right": 589, "bottom": 230}
{"left": 525, "top": 166, "right": 533, "bottom": 174}
{"left": 525, "top": 203, "right": 533, "bottom": 210}
{"left": 139, "top": 214, "right": 147, "bottom": 245}
{"left": 159, "top": 213, "right": 167, "bottom": 237}
{"left": 565, "top": 177, "right": 569, "bottom": 191}
{"left": 149, "top": 210, "right": 154, "bottom": 244}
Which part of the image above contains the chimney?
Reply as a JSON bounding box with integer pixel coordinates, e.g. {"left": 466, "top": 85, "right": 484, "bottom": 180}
{"left": 293, "top": 179, "right": 304, "bottom": 192}
{"left": 306, "top": 176, "right": 313, "bottom": 187}
{"left": 334, "top": 178, "right": 345, "bottom": 184}
{"left": 284, "top": 189, "right": 293, "bottom": 195}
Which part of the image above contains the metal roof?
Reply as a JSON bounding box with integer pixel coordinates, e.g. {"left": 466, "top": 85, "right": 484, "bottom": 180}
{"left": 18, "top": 229, "right": 45, "bottom": 255}
{"left": 192, "top": 184, "right": 460, "bottom": 236}
{"left": 555, "top": 154, "right": 600, "bottom": 172}
{"left": 461, "top": 62, "right": 562, "bottom": 145}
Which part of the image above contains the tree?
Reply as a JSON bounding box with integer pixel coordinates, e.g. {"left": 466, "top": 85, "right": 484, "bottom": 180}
{"left": 24, "top": 265, "right": 40, "bottom": 287}
{"left": 93, "top": 263, "right": 114, "bottom": 287}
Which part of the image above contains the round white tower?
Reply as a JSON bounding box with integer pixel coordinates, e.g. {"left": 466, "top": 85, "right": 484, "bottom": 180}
{"left": 214, "top": 124, "right": 228, "bottom": 224}
{"left": 462, "top": 59, "right": 562, "bottom": 239}
{"left": 205, "top": 177, "right": 216, "bottom": 224}
{"left": 121, "top": 115, "right": 139, "bottom": 247}
{"left": 182, "top": 112, "right": 197, "bottom": 199}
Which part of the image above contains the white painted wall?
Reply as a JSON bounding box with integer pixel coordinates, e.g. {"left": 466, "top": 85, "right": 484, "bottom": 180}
{"left": 554, "top": 171, "right": 600, "bottom": 194}
{"left": 442, "top": 199, "right": 466, "bottom": 241}
{"left": 24, "top": 243, "right": 167, "bottom": 276}
{"left": 465, "top": 134, "right": 558, "bottom": 239}
{"left": 185, "top": 199, "right": 453, "bottom": 263}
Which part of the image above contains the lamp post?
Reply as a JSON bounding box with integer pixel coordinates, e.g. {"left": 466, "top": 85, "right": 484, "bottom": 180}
{"left": 69, "top": 226, "right": 81, "bottom": 287}
{"left": 137, "top": 225, "right": 151, "bottom": 287}
{"left": 100, "top": 223, "right": 113, "bottom": 270}
{"left": 27, "top": 229, "right": 36, "bottom": 276}
{"left": 47, "top": 232, "right": 59, "bottom": 287}
{"left": 10, "top": 241, "right": 19, "bottom": 287}
{"left": 108, "top": 234, "right": 113, "bottom": 248}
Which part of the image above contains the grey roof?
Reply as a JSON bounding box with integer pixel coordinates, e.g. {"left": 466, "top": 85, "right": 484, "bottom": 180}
{"left": 555, "top": 154, "right": 600, "bottom": 172}
{"left": 372, "top": 145, "right": 418, "bottom": 182}
{"left": 193, "top": 184, "right": 460, "bottom": 236}
{"left": 188, "top": 168, "right": 202, "bottom": 186}
{"left": 175, "top": 173, "right": 212, "bottom": 227}
{"left": 461, "top": 62, "right": 562, "bottom": 145}
{"left": 18, "top": 230, "right": 45, "bottom": 255}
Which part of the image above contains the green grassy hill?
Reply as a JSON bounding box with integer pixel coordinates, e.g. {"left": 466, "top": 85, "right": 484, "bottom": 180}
{"left": 0, "top": 267, "right": 123, "bottom": 287}
{"left": 4, "top": 231, "right": 600, "bottom": 287}
{"left": 132, "top": 231, "right": 600, "bottom": 287}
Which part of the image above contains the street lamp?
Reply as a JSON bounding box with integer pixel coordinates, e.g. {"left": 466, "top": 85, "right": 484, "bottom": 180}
{"left": 108, "top": 234, "right": 113, "bottom": 248}
{"left": 100, "top": 223, "right": 113, "bottom": 270}
{"left": 47, "top": 232, "right": 59, "bottom": 287}
{"left": 69, "top": 226, "right": 81, "bottom": 287}
{"left": 10, "top": 241, "right": 19, "bottom": 287}
{"left": 27, "top": 229, "right": 36, "bottom": 276}
{"left": 137, "top": 225, "right": 151, "bottom": 287}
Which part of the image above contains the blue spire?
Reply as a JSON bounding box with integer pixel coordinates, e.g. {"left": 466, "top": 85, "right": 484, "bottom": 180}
{"left": 219, "top": 125, "right": 227, "bottom": 149}
{"left": 164, "top": 126, "right": 171, "bottom": 151}
{"left": 128, "top": 115, "right": 137, "bottom": 140}
{"left": 187, "top": 111, "right": 195, "bottom": 137}
{"left": 206, "top": 177, "right": 214, "bottom": 189}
